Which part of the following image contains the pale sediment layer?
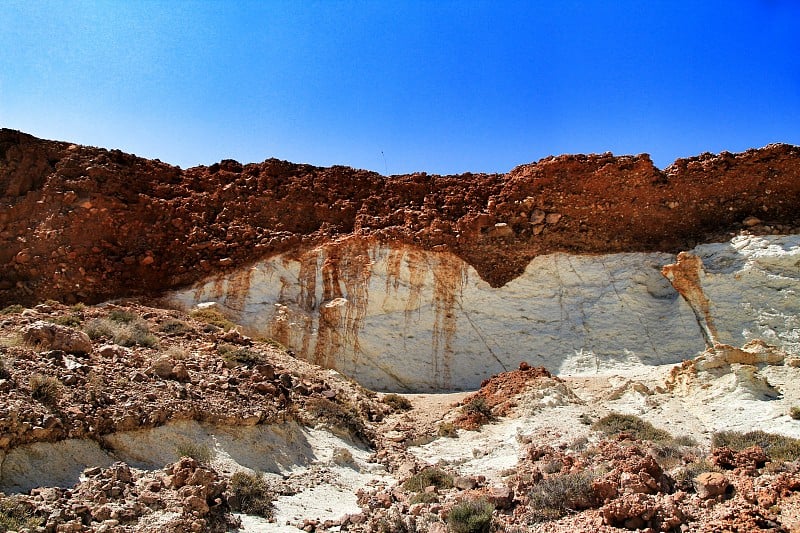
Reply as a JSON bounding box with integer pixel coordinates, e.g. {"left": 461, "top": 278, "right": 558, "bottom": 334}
{"left": 169, "top": 234, "right": 800, "bottom": 392}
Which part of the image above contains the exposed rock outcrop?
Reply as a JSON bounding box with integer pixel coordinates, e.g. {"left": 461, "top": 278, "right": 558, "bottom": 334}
{"left": 170, "top": 234, "right": 800, "bottom": 391}
{"left": 1, "top": 129, "right": 798, "bottom": 307}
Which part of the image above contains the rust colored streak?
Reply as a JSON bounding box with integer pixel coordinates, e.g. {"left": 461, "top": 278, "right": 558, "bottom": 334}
{"left": 431, "top": 252, "right": 468, "bottom": 390}
{"left": 661, "top": 252, "right": 718, "bottom": 346}
{"left": 297, "top": 251, "right": 318, "bottom": 312}
{"left": 222, "top": 267, "right": 253, "bottom": 313}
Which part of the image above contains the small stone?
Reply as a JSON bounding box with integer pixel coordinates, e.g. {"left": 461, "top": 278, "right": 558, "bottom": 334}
{"left": 453, "top": 476, "right": 477, "bottom": 490}
{"left": 743, "top": 216, "right": 762, "bottom": 227}
{"left": 545, "top": 212, "right": 562, "bottom": 224}
{"left": 694, "top": 472, "right": 729, "bottom": 499}
{"left": 530, "top": 209, "right": 546, "bottom": 224}
{"left": 486, "top": 485, "right": 513, "bottom": 509}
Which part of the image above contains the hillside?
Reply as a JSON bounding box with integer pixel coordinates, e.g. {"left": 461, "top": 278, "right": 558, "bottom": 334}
{"left": 1, "top": 131, "right": 800, "bottom": 532}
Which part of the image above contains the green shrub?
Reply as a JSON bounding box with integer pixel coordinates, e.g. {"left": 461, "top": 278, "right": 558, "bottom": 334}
{"left": 229, "top": 471, "right": 273, "bottom": 518}
{"left": 402, "top": 467, "right": 454, "bottom": 492}
{"left": 382, "top": 393, "right": 413, "bottom": 411}
{"left": 790, "top": 407, "right": 800, "bottom": 420}
{"left": 70, "top": 303, "right": 86, "bottom": 312}
{"left": 0, "top": 304, "right": 25, "bottom": 315}
{"left": 438, "top": 422, "right": 458, "bottom": 438}
{"left": 305, "top": 397, "right": 369, "bottom": 441}
{"left": 528, "top": 470, "right": 596, "bottom": 522}
{"left": 190, "top": 308, "right": 235, "bottom": 331}
{"left": 447, "top": 498, "right": 494, "bottom": 533}
{"left": 592, "top": 413, "right": 671, "bottom": 442}
{"left": 712, "top": 430, "right": 800, "bottom": 462}
{"left": 29, "top": 374, "right": 63, "bottom": 406}
{"left": 0, "top": 496, "right": 42, "bottom": 531}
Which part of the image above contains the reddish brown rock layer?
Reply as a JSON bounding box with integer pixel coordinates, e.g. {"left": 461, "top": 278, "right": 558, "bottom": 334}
{"left": 1, "top": 129, "right": 799, "bottom": 306}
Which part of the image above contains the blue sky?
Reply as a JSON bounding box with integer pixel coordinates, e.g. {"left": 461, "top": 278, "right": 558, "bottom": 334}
{"left": 2, "top": 1, "right": 798, "bottom": 174}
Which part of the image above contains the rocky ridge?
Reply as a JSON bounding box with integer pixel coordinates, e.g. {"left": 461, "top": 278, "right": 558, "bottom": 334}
{"left": 2, "top": 129, "right": 799, "bottom": 306}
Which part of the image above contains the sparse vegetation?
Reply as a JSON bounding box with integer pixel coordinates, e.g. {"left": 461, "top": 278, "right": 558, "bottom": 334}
{"left": 52, "top": 314, "right": 82, "bottom": 327}
{"left": 305, "top": 397, "right": 370, "bottom": 441}
{"left": 84, "top": 317, "right": 159, "bottom": 348}
{"left": 190, "top": 307, "right": 235, "bottom": 331}
{"left": 0, "top": 304, "right": 24, "bottom": 315}
{"left": 410, "top": 491, "right": 439, "bottom": 504}
{"left": 108, "top": 309, "right": 138, "bottom": 323}
{"left": 651, "top": 436, "right": 697, "bottom": 470}
{"left": 447, "top": 498, "right": 494, "bottom": 533}
{"left": 229, "top": 471, "right": 273, "bottom": 518}
{"left": 218, "top": 343, "right": 262, "bottom": 367}
{"left": 159, "top": 318, "right": 192, "bottom": 335}
{"left": 29, "top": 374, "right": 63, "bottom": 406}
{"left": 790, "top": 406, "right": 800, "bottom": 420}
{"left": 528, "top": 470, "right": 597, "bottom": 522}
{"left": 377, "top": 514, "right": 419, "bottom": 533}
{"left": 164, "top": 345, "right": 189, "bottom": 361}
{"left": 0, "top": 496, "right": 42, "bottom": 531}
{"left": 438, "top": 422, "right": 458, "bottom": 438}
{"left": 712, "top": 430, "right": 800, "bottom": 462}
{"left": 592, "top": 413, "right": 671, "bottom": 442}
{"left": 402, "top": 467, "right": 454, "bottom": 492}
{"left": 464, "top": 396, "right": 493, "bottom": 419}
{"left": 175, "top": 442, "right": 214, "bottom": 464}
{"left": 673, "top": 459, "right": 723, "bottom": 492}
{"left": 382, "top": 393, "right": 413, "bottom": 411}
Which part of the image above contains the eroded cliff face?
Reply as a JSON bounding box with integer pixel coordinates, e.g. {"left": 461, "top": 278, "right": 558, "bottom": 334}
{"left": 168, "top": 234, "right": 800, "bottom": 391}
{"left": 1, "top": 129, "right": 799, "bottom": 307}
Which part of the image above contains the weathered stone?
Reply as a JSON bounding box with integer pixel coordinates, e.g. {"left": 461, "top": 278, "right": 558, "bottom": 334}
{"left": 22, "top": 321, "right": 92, "bottom": 354}
{"left": 694, "top": 471, "right": 729, "bottom": 499}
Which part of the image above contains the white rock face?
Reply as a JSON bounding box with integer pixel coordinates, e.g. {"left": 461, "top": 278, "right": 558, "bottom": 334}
{"left": 168, "top": 235, "right": 800, "bottom": 392}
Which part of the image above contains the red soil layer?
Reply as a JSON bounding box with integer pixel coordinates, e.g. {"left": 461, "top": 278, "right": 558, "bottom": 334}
{"left": 1, "top": 129, "right": 799, "bottom": 306}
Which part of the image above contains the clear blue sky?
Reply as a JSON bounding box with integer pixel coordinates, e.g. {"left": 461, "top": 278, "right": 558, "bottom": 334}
{"left": 2, "top": 1, "right": 798, "bottom": 174}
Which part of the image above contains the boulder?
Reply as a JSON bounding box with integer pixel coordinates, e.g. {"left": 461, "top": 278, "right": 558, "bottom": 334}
{"left": 22, "top": 321, "right": 92, "bottom": 354}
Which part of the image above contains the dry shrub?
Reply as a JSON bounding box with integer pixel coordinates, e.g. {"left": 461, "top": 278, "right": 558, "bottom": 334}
{"left": 0, "top": 496, "right": 42, "bottom": 531}
{"left": 402, "top": 466, "right": 453, "bottom": 492}
{"left": 528, "top": 470, "right": 597, "bottom": 522}
{"left": 190, "top": 308, "right": 235, "bottom": 331}
{"left": 29, "top": 374, "right": 63, "bottom": 406}
{"left": 592, "top": 413, "right": 671, "bottom": 442}
{"left": 229, "top": 471, "right": 273, "bottom": 518}
{"left": 448, "top": 498, "right": 494, "bottom": 533}
{"left": 712, "top": 430, "right": 800, "bottom": 462}
{"left": 305, "top": 397, "right": 370, "bottom": 442}
{"left": 382, "top": 393, "right": 412, "bottom": 411}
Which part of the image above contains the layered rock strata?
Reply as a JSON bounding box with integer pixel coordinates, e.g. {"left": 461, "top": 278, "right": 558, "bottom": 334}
{"left": 2, "top": 129, "right": 799, "bottom": 307}
{"left": 170, "top": 234, "right": 800, "bottom": 391}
